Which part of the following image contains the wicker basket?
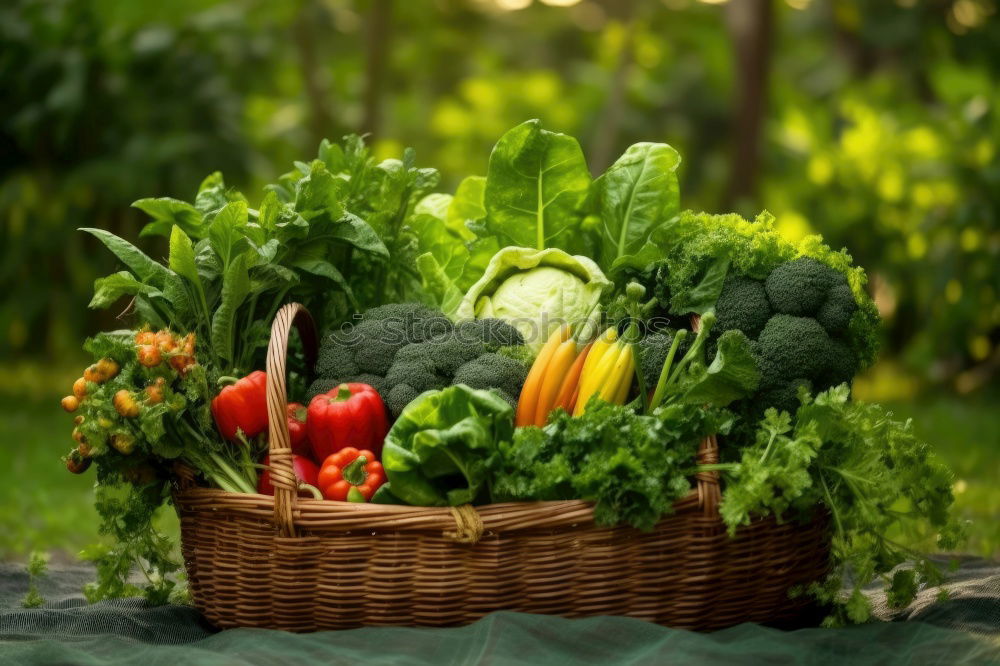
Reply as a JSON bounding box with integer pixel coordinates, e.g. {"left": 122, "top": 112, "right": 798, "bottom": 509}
{"left": 173, "top": 303, "right": 831, "bottom": 632}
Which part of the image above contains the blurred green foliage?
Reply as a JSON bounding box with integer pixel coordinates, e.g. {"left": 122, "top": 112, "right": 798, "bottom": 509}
{"left": 0, "top": 0, "right": 1000, "bottom": 392}
{"left": 1, "top": 0, "right": 998, "bottom": 391}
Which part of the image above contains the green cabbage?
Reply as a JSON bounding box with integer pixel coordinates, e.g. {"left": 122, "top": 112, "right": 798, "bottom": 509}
{"left": 455, "top": 246, "right": 610, "bottom": 351}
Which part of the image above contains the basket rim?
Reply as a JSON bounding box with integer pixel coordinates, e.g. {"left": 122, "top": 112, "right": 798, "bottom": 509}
{"left": 173, "top": 485, "right": 709, "bottom": 533}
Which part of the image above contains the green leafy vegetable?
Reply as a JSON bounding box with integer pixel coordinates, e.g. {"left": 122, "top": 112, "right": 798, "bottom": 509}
{"left": 381, "top": 385, "right": 515, "bottom": 506}
{"left": 713, "top": 385, "right": 965, "bottom": 626}
{"left": 455, "top": 246, "right": 610, "bottom": 351}
{"left": 20, "top": 551, "right": 49, "bottom": 608}
{"left": 483, "top": 119, "right": 591, "bottom": 252}
{"left": 491, "top": 399, "right": 724, "bottom": 530}
{"left": 85, "top": 135, "right": 448, "bottom": 377}
{"left": 592, "top": 142, "right": 680, "bottom": 271}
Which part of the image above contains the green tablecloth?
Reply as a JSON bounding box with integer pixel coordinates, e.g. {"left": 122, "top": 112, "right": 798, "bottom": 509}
{"left": 1, "top": 562, "right": 997, "bottom": 665}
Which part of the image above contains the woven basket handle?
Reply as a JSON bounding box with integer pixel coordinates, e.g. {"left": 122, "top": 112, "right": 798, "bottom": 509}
{"left": 690, "top": 314, "right": 722, "bottom": 517}
{"left": 265, "top": 302, "right": 319, "bottom": 538}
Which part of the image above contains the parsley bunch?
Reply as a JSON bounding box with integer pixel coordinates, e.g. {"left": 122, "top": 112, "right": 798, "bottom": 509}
{"left": 490, "top": 399, "right": 727, "bottom": 531}
{"left": 711, "top": 385, "right": 965, "bottom": 626}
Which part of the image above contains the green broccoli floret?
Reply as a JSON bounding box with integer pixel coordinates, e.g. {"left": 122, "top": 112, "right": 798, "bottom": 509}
{"left": 453, "top": 319, "right": 524, "bottom": 350}
{"left": 452, "top": 352, "right": 529, "bottom": 408}
{"left": 315, "top": 302, "right": 451, "bottom": 376}
{"left": 715, "top": 275, "right": 772, "bottom": 338}
{"left": 636, "top": 331, "right": 690, "bottom": 389}
{"left": 765, "top": 257, "right": 837, "bottom": 317}
{"left": 384, "top": 343, "right": 452, "bottom": 393}
{"left": 380, "top": 317, "right": 530, "bottom": 418}
{"left": 496, "top": 344, "right": 536, "bottom": 367}
{"left": 755, "top": 315, "right": 831, "bottom": 388}
{"left": 816, "top": 281, "right": 857, "bottom": 335}
{"left": 750, "top": 378, "right": 813, "bottom": 415}
{"left": 312, "top": 303, "right": 453, "bottom": 401}
{"left": 818, "top": 339, "right": 858, "bottom": 391}
{"left": 385, "top": 383, "right": 422, "bottom": 418}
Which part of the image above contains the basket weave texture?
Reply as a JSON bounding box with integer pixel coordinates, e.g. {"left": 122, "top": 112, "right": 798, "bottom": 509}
{"left": 173, "top": 303, "right": 831, "bottom": 631}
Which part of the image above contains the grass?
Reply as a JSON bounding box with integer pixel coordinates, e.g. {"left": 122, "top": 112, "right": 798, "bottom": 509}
{"left": 0, "top": 363, "right": 996, "bottom": 563}
{"left": 884, "top": 391, "right": 1000, "bottom": 560}
{"left": 0, "top": 363, "right": 180, "bottom": 562}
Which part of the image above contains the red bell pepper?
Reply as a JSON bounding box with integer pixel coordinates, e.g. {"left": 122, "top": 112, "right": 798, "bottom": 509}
{"left": 286, "top": 402, "right": 309, "bottom": 457}
{"left": 317, "top": 447, "right": 385, "bottom": 502}
{"left": 257, "top": 454, "right": 320, "bottom": 498}
{"left": 211, "top": 371, "right": 268, "bottom": 441}
{"left": 307, "top": 383, "right": 388, "bottom": 462}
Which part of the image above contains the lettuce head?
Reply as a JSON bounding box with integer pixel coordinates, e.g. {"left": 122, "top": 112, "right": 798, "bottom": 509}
{"left": 455, "top": 246, "right": 610, "bottom": 351}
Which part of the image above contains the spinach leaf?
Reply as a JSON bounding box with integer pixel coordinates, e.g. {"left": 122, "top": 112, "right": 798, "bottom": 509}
{"left": 483, "top": 119, "right": 591, "bottom": 251}
{"left": 80, "top": 227, "right": 173, "bottom": 285}
{"left": 195, "top": 171, "right": 246, "bottom": 220}
{"left": 593, "top": 142, "right": 680, "bottom": 271}
{"left": 328, "top": 212, "right": 389, "bottom": 258}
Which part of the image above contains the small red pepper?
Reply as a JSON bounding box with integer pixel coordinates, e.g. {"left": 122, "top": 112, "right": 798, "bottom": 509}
{"left": 317, "top": 447, "right": 385, "bottom": 502}
{"left": 258, "top": 454, "right": 321, "bottom": 498}
{"left": 286, "top": 402, "right": 310, "bottom": 457}
{"left": 307, "top": 383, "right": 388, "bottom": 462}
{"left": 211, "top": 371, "right": 268, "bottom": 441}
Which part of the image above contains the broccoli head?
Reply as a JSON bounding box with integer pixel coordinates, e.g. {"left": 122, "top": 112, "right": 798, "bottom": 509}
{"left": 380, "top": 319, "right": 529, "bottom": 418}
{"left": 715, "top": 275, "right": 772, "bottom": 338}
{"left": 314, "top": 302, "right": 452, "bottom": 379}
{"left": 755, "top": 314, "right": 831, "bottom": 388}
{"left": 750, "top": 378, "right": 813, "bottom": 415}
{"left": 818, "top": 339, "right": 857, "bottom": 391}
{"left": 816, "top": 282, "right": 857, "bottom": 335}
{"left": 313, "top": 307, "right": 531, "bottom": 419}
{"left": 764, "top": 257, "right": 837, "bottom": 317}
{"left": 636, "top": 331, "right": 690, "bottom": 389}
{"left": 452, "top": 318, "right": 524, "bottom": 350}
{"left": 452, "top": 352, "right": 529, "bottom": 408}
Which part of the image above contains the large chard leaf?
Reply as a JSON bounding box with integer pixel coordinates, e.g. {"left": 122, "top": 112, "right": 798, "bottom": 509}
{"left": 483, "top": 119, "right": 591, "bottom": 251}
{"left": 593, "top": 142, "right": 680, "bottom": 270}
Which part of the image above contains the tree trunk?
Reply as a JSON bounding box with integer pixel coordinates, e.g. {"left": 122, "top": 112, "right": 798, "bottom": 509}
{"left": 294, "top": 0, "right": 335, "bottom": 146}
{"left": 723, "top": 0, "right": 773, "bottom": 209}
{"left": 590, "top": 2, "right": 635, "bottom": 174}
{"left": 362, "top": 0, "right": 393, "bottom": 139}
